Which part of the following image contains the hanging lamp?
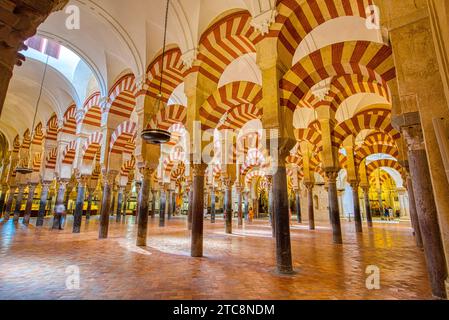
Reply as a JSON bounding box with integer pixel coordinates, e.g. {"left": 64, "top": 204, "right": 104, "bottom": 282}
{"left": 16, "top": 54, "right": 50, "bottom": 175}
{"left": 141, "top": 0, "right": 172, "bottom": 145}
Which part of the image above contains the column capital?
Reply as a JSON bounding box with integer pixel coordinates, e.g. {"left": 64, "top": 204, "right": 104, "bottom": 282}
{"left": 192, "top": 164, "right": 208, "bottom": 177}
{"left": 250, "top": 8, "right": 278, "bottom": 36}
{"left": 402, "top": 124, "right": 425, "bottom": 151}
{"left": 102, "top": 170, "right": 119, "bottom": 187}
{"left": 304, "top": 182, "right": 314, "bottom": 191}
{"left": 325, "top": 170, "right": 339, "bottom": 183}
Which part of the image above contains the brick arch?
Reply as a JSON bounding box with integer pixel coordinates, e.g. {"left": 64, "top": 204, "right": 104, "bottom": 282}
{"left": 45, "top": 147, "right": 58, "bottom": 170}
{"left": 364, "top": 131, "right": 397, "bottom": 147}
{"left": 281, "top": 41, "right": 396, "bottom": 111}
{"left": 147, "top": 104, "right": 187, "bottom": 131}
{"left": 61, "top": 103, "right": 77, "bottom": 135}
{"left": 365, "top": 159, "right": 404, "bottom": 178}
{"left": 240, "top": 149, "right": 269, "bottom": 176}
{"left": 369, "top": 169, "right": 395, "bottom": 186}
{"left": 62, "top": 140, "right": 77, "bottom": 165}
{"left": 299, "top": 74, "right": 391, "bottom": 113}
{"left": 271, "top": 0, "right": 374, "bottom": 67}
{"left": 108, "top": 74, "right": 138, "bottom": 123}
{"left": 82, "top": 132, "right": 103, "bottom": 162}
{"left": 163, "top": 148, "right": 187, "bottom": 177}
{"left": 245, "top": 168, "right": 266, "bottom": 187}
{"left": 355, "top": 144, "right": 399, "bottom": 165}
{"left": 121, "top": 156, "right": 136, "bottom": 177}
{"left": 110, "top": 121, "right": 137, "bottom": 155}
{"left": 146, "top": 48, "right": 188, "bottom": 103}
{"left": 13, "top": 135, "right": 21, "bottom": 153}
{"left": 32, "top": 152, "right": 42, "bottom": 172}
{"left": 193, "top": 11, "right": 259, "bottom": 84}
{"left": 46, "top": 113, "right": 59, "bottom": 142}
{"left": 21, "top": 129, "right": 31, "bottom": 151}
{"left": 332, "top": 109, "right": 400, "bottom": 148}
{"left": 200, "top": 81, "right": 262, "bottom": 130}
{"left": 32, "top": 122, "right": 44, "bottom": 146}
{"left": 81, "top": 92, "right": 102, "bottom": 128}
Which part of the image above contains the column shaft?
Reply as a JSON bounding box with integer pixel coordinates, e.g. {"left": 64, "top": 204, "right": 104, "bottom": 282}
{"left": 13, "top": 185, "right": 25, "bottom": 223}
{"left": 36, "top": 184, "right": 50, "bottom": 227}
{"left": 409, "top": 148, "right": 447, "bottom": 298}
{"left": 306, "top": 184, "right": 315, "bottom": 230}
{"left": 327, "top": 172, "right": 343, "bottom": 244}
{"left": 273, "top": 164, "right": 293, "bottom": 274}
{"left": 99, "top": 173, "right": 115, "bottom": 239}
{"left": 159, "top": 188, "right": 166, "bottom": 227}
{"left": 73, "top": 181, "right": 86, "bottom": 233}
{"left": 23, "top": 184, "right": 37, "bottom": 225}
{"left": 3, "top": 186, "right": 15, "bottom": 221}
{"left": 137, "top": 170, "right": 151, "bottom": 246}
{"left": 363, "top": 188, "right": 373, "bottom": 227}
{"left": 0, "top": 185, "right": 7, "bottom": 216}
{"left": 237, "top": 189, "right": 243, "bottom": 227}
{"left": 116, "top": 189, "right": 124, "bottom": 222}
{"left": 295, "top": 190, "right": 302, "bottom": 223}
{"left": 191, "top": 165, "right": 205, "bottom": 257}
{"left": 210, "top": 189, "right": 216, "bottom": 224}
{"left": 224, "top": 183, "right": 232, "bottom": 234}
{"left": 407, "top": 177, "right": 423, "bottom": 248}
{"left": 187, "top": 188, "right": 193, "bottom": 230}
{"left": 351, "top": 183, "right": 363, "bottom": 233}
{"left": 86, "top": 191, "right": 93, "bottom": 221}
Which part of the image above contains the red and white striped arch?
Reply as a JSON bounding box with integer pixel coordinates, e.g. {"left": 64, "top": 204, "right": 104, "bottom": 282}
{"left": 332, "top": 109, "right": 400, "bottom": 148}
{"left": 121, "top": 156, "right": 136, "bottom": 177}
{"left": 32, "top": 123, "right": 44, "bottom": 146}
{"left": 147, "top": 104, "right": 187, "bottom": 131}
{"left": 200, "top": 81, "right": 262, "bottom": 130}
{"left": 146, "top": 48, "right": 187, "bottom": 103}
{"left": 365, "top": 159, "right": 404, "bottom": 178}
{"left": 108, "top": 74, "right": 138, "bottom": 123}
{"left": 46, "top": 114, "right": 59, "bottom": 141}
{"left": 364, "top": 131, "right": 397, "bottom": 147}
{"left": 63, "top": 104, "right": 76, "bottom": 132}
{"left": 110, "top": 121, "right": 137, "bottom": 155}
{"left": 355, "top": 144, "right": 399, "bottom": 165}
{"left": 82, "top": 132, "right": 103, "bottom": 162}
{"left": 193, "top": 11, "right": 259, "bottom": 84}
{"left": 299, "top": 74, "right": 391, "bottom": 112}
{"left": 271, "top": 0, "right": 374, "bottom": 67}
{"left": 281, "top": 41, "right": 396, "bottom": 111}
{"left": 61, "top": 103, "right": 77, "bottom": 135}
{"left": 45, "top": 147, "right": 58, "bottom": 170}
{"left": 62, "top": 140, "right": 77, "bottom": 165}
{"left": 81, "top": 92, "right": 102, "bottom": 128}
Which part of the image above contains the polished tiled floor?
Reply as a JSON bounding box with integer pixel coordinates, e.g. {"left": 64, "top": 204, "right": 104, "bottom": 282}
{"left": 0, "top": 215, "right": 432, "bottom": 300}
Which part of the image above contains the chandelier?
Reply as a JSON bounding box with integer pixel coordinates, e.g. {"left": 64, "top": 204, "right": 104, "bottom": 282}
{"left": 141, "top": 0, "right": 172, "bottom": 145}
{"left": 16, "top": 54, "right": 49, "bottom": 175}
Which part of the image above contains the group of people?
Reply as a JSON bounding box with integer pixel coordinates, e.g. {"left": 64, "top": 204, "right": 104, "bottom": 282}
{"left": 383, "top": 206, "right": 395, "bottom": 221}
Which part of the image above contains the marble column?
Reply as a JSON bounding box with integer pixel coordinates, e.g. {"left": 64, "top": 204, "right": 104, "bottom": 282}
{"left": 223, "top": 178, "right": 233, "bottom": 234}
{"left": 159, "top": 184, "right": 166, "bottom": 227}
{"left": 191, "top": 164, "right": 207, "bottom": 257}
{"left": 23, "top": 183, "right": 37, "bottom": 225}
{"left": 244, "top": 192, "right": 249, "bottom": 221}
{"left": 86, "top": 188, "right": 95, "bottom": 221}
{"left": 305, "top": 183, "right": 315, "bottom": 230}
{"left": 267, "top": 177, "right": 275, "bottom": 237}
{"left": 404, "top": 125, "right": 447, "bottom": 299}
{"left": 110, "top": 188, "right": 117, "bottom": 217}
{"left": 134, "top": 182, "right": 142, "bottom": 225}
{"left": 237, "top": 186, "right": 243, "bottom": 227}
{"left": 210, "top": 186, "right": 216, "bottom": 224}
{"left": 361, "top": 186, "right": 373, "bottom": 228}
{"left": 52, "top": 180, "right": 69, "bottom": 229}
{"left": 13, "top": 184, "right": 26, "bottom": 223}
{"left": 351, "top": 182, "right": 363, "bottom": 233}
{"left": 137, "top": 168, "right": 152, "bottom": 246}
{"left": 3, "top": 185, "right": 16, "bottom": 221}
{"left": 407, "top": 176, "right": 423, "bottom": 248}
{"left": 36, "top": 181, "right": 51, "bottom": 227}
{"left": 116, "top": 187, "right": 124, "bottom": 223}
{"left": 326, "top": 171, "right": 343, "bottom": 244}
{"left": 99, "top": 171, "right": 117, "bottom": 239}
{"left": 187, "top": 184, "right": 193, "bottom": 230}
{"left": 167, "top": 187, "right": 173, "bottom": 220}
{"left": 295, "top": 188, "right": 302, "bottom": 224}
{"left": 73, "top": 176, "right": 87, "bottom": 233}
{"left": 272, "top": 156, "right": 293, "bottom": 274}
{"left": 150, "top": 190, "right": 156, "bottom": 218}
{"left": 0, "top": 184, "right": 8, "bottom": 216}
